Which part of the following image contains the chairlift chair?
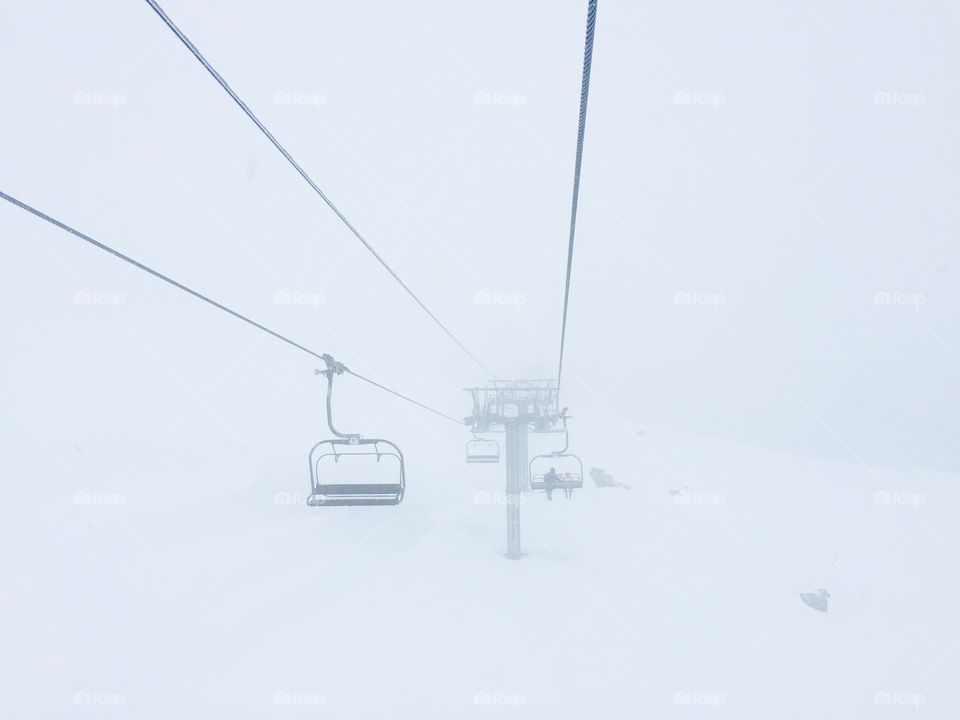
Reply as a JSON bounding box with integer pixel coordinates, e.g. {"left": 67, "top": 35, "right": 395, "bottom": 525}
{"left": 529, "top": 414, "right": 583, "bottom": 500}
{"left": 465, "top": 435, "right": 500, "bottom": 464}
{"left": 307, "top": 356, "right": 405, "bottom": 507}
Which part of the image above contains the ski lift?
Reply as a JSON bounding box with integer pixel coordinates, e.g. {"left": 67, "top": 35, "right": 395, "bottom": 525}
{"left": 307, "top": 356, "right": 405, "bottom": 507}
{"left": 465, "top": 434, "right": 500, "bottom": 464}
{"left": 529, "top": 414, "right": 583, "bottom": 500}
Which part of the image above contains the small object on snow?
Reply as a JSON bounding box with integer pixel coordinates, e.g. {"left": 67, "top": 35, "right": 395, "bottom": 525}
{"left": 800, "top": 588, "right": 830, "bottom": 613}
{"left": 590, "top": 467, "right": 631, "bottom": 490}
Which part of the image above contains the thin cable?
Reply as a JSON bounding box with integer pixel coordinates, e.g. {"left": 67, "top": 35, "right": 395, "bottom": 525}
{"left": 143, "top": 0, "right": 498, "bottom": 380}
{"left": 556, "top": 0, "right": 598, "bottom": 405}
{"left": 347, "top": 369, "right": 464, "bottom": 426}
{"left": 0, "top": 189, "right": 463, "bottom": 426}
{"left": 1, "top": 190, "right": 326, "bottom": 362}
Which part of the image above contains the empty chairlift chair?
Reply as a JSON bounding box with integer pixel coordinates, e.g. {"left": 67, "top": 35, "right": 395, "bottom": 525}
{"left": 529, "top": 415, "right": 583, "bottom": 500}
{"left": 465, "top": 435, "right": 500, "bottom": 464}
{"left": 307, "top": 356, "right": 405, "bottom": 507}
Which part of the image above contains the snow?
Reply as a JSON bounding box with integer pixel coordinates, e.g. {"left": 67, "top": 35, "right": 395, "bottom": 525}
{"left": 3, "top": 412, "right": 957, "bottom": 718}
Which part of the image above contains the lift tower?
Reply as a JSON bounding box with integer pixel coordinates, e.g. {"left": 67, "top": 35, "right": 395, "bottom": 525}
{"left": 465, "top": 381, "right": 566, "bottom": 559}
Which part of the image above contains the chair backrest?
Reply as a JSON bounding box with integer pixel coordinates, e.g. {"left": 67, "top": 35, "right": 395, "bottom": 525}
{"left": 529, "top": 452, "right": 584, "bottom": 490}
{"left": 308, "top": 438, "right": 405, "bottom": 506}
{"left": 466, "top": 438, "right": 500, "bottom": 463}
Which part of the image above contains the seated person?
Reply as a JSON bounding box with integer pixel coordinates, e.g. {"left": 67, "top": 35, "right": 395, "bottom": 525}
{"left": 543, "top": 467, "right": 560, "bottom": 485}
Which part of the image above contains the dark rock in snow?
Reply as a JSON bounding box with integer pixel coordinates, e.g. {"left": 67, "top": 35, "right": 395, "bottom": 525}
{"left": 590, "top": 467, "right": 631, "bottom": 490}
{"left": 800, "top": 588, "right": 830, "bottom": 613}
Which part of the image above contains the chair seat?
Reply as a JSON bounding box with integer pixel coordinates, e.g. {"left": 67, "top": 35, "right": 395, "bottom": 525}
{"left": 531, "top": 475, "right": 583, "bottom": 490}
{"left": 466, "top": 454, "right": 500, "bottom": 463}
{"left": 307, "top": 484, "right": 403, "bottom": 506}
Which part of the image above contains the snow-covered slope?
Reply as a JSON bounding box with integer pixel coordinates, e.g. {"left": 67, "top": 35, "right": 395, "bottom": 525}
{"left": 3, "top": 411, "right": 956, "bottom": 719}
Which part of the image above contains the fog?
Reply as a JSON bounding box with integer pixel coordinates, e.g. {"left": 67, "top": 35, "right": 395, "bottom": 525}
{"left": 4, "top": 1, "right": 958, "bottom": 469}
{"left": 2, "top": 1, "right": 958, "bottom": 717}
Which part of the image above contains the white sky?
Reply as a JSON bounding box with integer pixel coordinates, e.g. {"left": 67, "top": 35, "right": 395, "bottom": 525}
{"left": 2, "top": 0, "right": 958, "bottom": 472}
